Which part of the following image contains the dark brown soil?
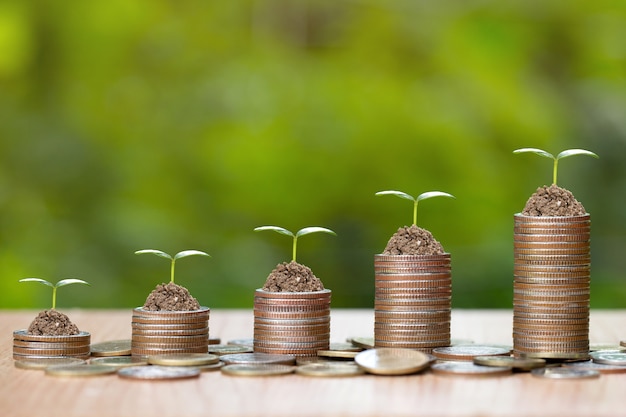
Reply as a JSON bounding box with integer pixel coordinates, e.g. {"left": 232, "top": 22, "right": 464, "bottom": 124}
{"left": 143, "top": 282, "right": 201, "bottom": 311}
{"left": 27, "top": 309, "right": 79, "bottom": 336}
{"left": 522, "top": 184, "right": 586, "bottom": 216}
{"left": 262, "top": 261, "right": 325, "bottom": 292}
{"left": 383, "top": 225, "right": 445, "bottom": 255}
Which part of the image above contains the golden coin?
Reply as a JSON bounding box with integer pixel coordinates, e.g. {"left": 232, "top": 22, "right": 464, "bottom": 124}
{"left": 515, "top": 350, "right": 589, "bottom": 360}
{"left": 90, "top": 339, "right": 132, "bottom": 357}
{"left": 296, "top": 362, "right": 365, "bottom": 377}
{"left": 220, "top": 352, "right": 296, "bottom": 365}
{"left": 432, "top": 345, "right": 511, "bottom": 361}
{"left": 531, "top": 367, "right": 599, "bottom": 379}
{"left": 221, "top": 364, "right": 295, "bottom": 376}
{"left": 45, "top": 364, "right": 117, "bottom": 377}
{"left": 348, "top": 337, "right": 375, "bottom": 349}
{"left": 90, "top": 356, "right": 148, "bottom": 367}
{"left": 118, "top": 365, "right": 200, "bottom": 380}
{"left": 194, "top": 361, "right": 225, "bottom": 372}
{"left": 14, "top": 357, "right": 86, "bottom": 370}
{"left": 355, "top": 348, "right": 430, "bottom": 375}
{"left": 147, "top": 353, "right": 219, "bottom": 366}
{"left": 431, "top": 361, "right": 512, "bottom": 376}
{"left": 208, "top": 344, "right": 253, "bottom": 355}
{"left": 317, "top": 350, "right": 358, "bottom": 359}
{"left": 473, "top": 355, "right": 545, "bottom": 370}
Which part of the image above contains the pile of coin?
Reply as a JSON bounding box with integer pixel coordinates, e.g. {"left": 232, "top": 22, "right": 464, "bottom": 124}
{"left": 253, "top": 289, "right": 331, "bottom": 357}
{"left": 12, "top": 330, "right": 91, "bottom": 360}
{"left": 131, "top": 307, "right": 210, "bottom": 357}
{"left": 374, "top": 254, "right": 451, "bottom": 353}
{"left": 513, "top": 214, "right": 591, "bottom": 359}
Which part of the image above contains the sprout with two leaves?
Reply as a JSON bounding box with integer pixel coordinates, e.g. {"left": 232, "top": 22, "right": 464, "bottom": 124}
{"left": 18, "top": 278, "right": 90, "bottom": 310}
{"left": 375, "top": 190, "right": 455, "bottom": 227}
{"left": 135, "top": 249, "right": 210, "bottom": 284}
{"left": 513, "top": 148, "right": 599, "bottom": 186}
{"left": 254, "top": 226, "right": 336, "bottom": 263}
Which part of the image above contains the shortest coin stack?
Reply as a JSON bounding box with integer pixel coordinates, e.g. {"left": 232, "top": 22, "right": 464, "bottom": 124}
{"left": 13, "top": 330, "right": 91, "bottom": 360}
{"left": 131, "top": 307, "right": 210, "bottom": 357}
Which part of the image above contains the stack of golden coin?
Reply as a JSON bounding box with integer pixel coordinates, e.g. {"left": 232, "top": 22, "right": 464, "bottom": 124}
{"left": 513, "top": 214, "right": 590, "bottom": 359}
{"left": 131, "top": 307, "right": 210, "bottom": 357}
{"left": 13, "top": 330, "right": 91, "bottom": 360}
{"left": 374, "top": 254, "right": 451, "bottom": 353}
{"left": 253, "top": 289, "right": 331, "bottom": 357}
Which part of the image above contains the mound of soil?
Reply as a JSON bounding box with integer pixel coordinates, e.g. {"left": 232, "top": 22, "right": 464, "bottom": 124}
{"left": 522, "top": 184, "right": 586, "bottom": 216}
{"left": 383, "top": 225, "right": 445, "bottom": 255}
{"left": 262, "top": 261, "right": 325, "bottom": 292}
{"left": 27, "top": 309, "right": 79, "bottom": 336}
{"left": 143, "top": 282, "right": 200, "bottom": 311}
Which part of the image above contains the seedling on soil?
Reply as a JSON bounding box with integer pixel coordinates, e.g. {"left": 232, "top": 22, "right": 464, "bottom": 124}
{"left": 135, "top": 250, "right": 210, "bottom": 284}
{"left": 254, "top": 226, "right": 336, "bottom": 263}
{"left": 18, "top": 278, "right": 90, "bottom": 310}
{"left": 513, "top": 148, "right": 598, "bottom": 186}
{"left": 376, "top": 190, "right": 455, "bottom": 226}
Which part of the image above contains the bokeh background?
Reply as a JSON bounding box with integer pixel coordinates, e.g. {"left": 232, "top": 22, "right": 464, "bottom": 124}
{"left": 1, "top": 0, "right": 624, "bottom": 310}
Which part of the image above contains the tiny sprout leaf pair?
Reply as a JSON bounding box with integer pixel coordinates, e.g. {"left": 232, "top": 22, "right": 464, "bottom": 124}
{"left": 254, "top": 226, "right": 336, "bottom": 263}
{"left": 18, "top": 278, "right": 90, "bottom": 310}
{"left": 376, "top": 190, "right": 455, "bottom": 226}
{"left": 513, "top": 148, "right": 598, "bottom": 186}
{"left": 135, "top": 249, "right": 210, "bottom": 284}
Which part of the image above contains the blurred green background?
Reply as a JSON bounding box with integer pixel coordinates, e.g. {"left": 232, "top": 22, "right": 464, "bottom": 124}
{"left": 1, "top": 0, "right": 624, "bottom": 310}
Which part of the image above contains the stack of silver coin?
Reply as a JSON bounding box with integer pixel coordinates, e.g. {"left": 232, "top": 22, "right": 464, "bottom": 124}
{"left": 513, "top": 214, "right": 590, "bottom": 359}
{"left": 12, "top": 330, "right": 91, "bottom": 360}
{"left": 131, "top": 307, "right": 210, "bottom": 357}
{"left": 374, "top": 254, "right": 452, "bottom": 353}
{"left": 253, "top": 289, "right": 331, "bottom": 357}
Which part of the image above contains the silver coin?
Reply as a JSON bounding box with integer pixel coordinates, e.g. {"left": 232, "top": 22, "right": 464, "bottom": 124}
{"left": 355, "top": 348, "right": 430, "bottom": 375}
{"left": 118, "top": 365, "right": 200, "bottom": 380}
{"left": 590, "top": 351, "right": 626, "bottom": 366}
{"left": 431, "top": 361, "right": 512, "bottom": 376}
{"left": 562, "top": 360, "right": 626, "bottom": 374}
{"left": 208, "top": 345, "right": 253, "bottom": 355}
{"left": 432, "top": 345, "right": 511, "bottom": 361}
{"left": 531, "top": 367, "right": 599, "bottom": 379}
{"left": 220, "top": 352, "right": 296, "bottom": 365}
{"left": 221, "top": 364, "right": 295, "bottom": 376}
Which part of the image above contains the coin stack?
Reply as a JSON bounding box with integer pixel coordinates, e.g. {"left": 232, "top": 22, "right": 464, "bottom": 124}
{"left": 253, "top": 289, "right": 331, "bottom": 357}
{"left": 131, "top": 307, "right": 210, "bottom": 357}
{"left": 513, "top": 214, "right": 591, "bottom": 359}
{"left": 12, "top": 330, "right": 91, "bottom": 360}
{"left": 374, "top": 254, "right": 451, "bottom": 353}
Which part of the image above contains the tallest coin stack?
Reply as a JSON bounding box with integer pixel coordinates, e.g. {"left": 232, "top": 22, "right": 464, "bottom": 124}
{"left": 513, "top": 214, "right": 591, "bottom": 360}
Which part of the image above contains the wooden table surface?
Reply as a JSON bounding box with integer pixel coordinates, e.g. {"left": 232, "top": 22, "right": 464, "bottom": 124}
{"left": 1, "top": 309, "right": 626, "bottom": 417}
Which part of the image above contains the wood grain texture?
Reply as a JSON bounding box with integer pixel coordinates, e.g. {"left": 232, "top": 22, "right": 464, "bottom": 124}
{"left": 1, "top": 309, "right": 625, "bottom": 417}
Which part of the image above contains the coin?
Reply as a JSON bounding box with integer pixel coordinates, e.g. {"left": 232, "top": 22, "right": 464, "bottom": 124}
{"left": 355, "top": 348, "right": 430, "bottom": 375}
{"left": 90, "top": 357, "right": 149, "bottom": 368}
{"left": 147, "top": 353, "right": 220, "bottom": 366}
{"left": 90, "top": 339, "right": 132, "bottom": 357}
{"left": 221, "top": 364, "right": 295, "bottom": 376}
{"left": 531, "top": 367, "right": 599, "bottom": 379}
{"left": 220, "top": 352, "right": 296, "bottom": 365}
{"left": 254, "top": 289, "right": 331, "bottom": 299}
{"left": 317, "top": 349, "right": 358, "bottom": 359}
{"left": 195, "top": 361, "right": 225, "bottom": 372}
{"left": 296, "top": 362, "right": 365, "bottom": 377}
{"left": 562, "top": 360, "right": 626, "bottom": 374}
{"left": 590, "top": 351, "right": 626, "bottom": 365}
{"left": 14, "top": 357, "right": 86, "bottom": 370}
{"left": 13, "top": 330, "right": 91, "bottom": 343}
{"left": 118, "top": 365, "right": 200, "bottom": 380}
{"left": 518, "top": 351, "right": 590, "bottom": 360}
{"left": 473, "top": 355, "right": 546, "bottom": 370}
{"left": 132, "top": 306, "right": 210, "bottom": 318}
{"left": 227, "top": 338, "right": 254, "bottom": 348}
{"left": 432, "top": 345, "right": 511, "bottom": 361}
{"left": 590, "top": 343, "right": 626, "bottom": 352}
{"left": 431, "top": 361, "right": 512, "bottom": 376}
{"left": 208, "top": 337, "right": 221, "bottom": 345}
{"left": 45, "top": 364, "right": 118, "bottom": 377}
{"left": 208, "top": 344, "right": 253, "bottom": 355}
{"left": 349, "top": 337, "right": 375, "bottom": 349}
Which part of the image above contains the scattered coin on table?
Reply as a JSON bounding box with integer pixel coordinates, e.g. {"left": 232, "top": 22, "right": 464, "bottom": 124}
{"left": 531, "top": 367, "right": 599, "bottom": 379}
{"left": 355, "top": 348, "right": 430, "bottom": 375}
{"left": 90, "top": 339, "right": 132, "bottom": 357}
{"left": 45, "top": 364, "right": 118, "bottom": 377}
{"left": 590, "top": 351, "right": 626, "bottom": 366}
{"left": 562, "top": 360, "right": 626, "bottom": 374}
{"left": 431, "top": 361, "right": 512, "bottom": 377}
{"left": 147, "top": 353, "right": 220, "bottom": 366}
{"left": 296, "top": 362, "right": 365, "bottom": 377}
{"left": 220, "top": 352, "right": 296, "bottom": 366}
{"left": 208, "top": 344, "right": 253, "bottom": 355}
{"left": 118, "top": 365, "right": 201, "bottom": 380}
{"left": 221, "top": 364, "right": 295, "bottom": 377}
{"left": 90, "top": 356, "right": 148, "bottom": 368}
{"left": 14, "top": 357, "right": 86, "bottom": 370}
{"left": 473, "top": 356, "right": 546, "bottom": 370}
{"left": 432, "top": 345, "right": 511, "bottom": 361}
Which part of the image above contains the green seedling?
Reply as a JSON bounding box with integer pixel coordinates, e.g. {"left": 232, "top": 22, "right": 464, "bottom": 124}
{"left": 513, "top": 148, "right": 599, "bottom": 186}
{"left": 18, "top": 278, "right": 90, "bottom": 310}
{"left": 376, "top": 190, "right": 455, "bottom": 226}
{"left": 135, "top": 249, "right": 210, "bottom": 284}
{"left": 254, "top": 226, "right": 336, "bottom": 263}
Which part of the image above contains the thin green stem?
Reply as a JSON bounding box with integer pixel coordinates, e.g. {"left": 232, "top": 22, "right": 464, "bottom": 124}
{"left": 553, "top": 158, "right": 558, "bottom": 185}
{"left": 170, "top": 259, "right": 175, "bottom": 283}
{"left": 52, "top": 286, "right": 57, "bottom": 310}
{"left": 292, "top": 236, "right": 298, "bottom": 262}
{"left": 413, "top": 200, "right": 418, "bottom": 226}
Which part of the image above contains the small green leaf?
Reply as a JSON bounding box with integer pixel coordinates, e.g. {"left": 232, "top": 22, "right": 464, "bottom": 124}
{"left": 56, "top": 279, "right": 90, "bottom": 288}
{"left": 254, "top": 226, "right": 294, "bottom": 237}
{"left": 296, "top": 227, "right": 337, "bottom": 237}
{"left": 557, "top": 149, "right": 599, "bottom": 160}
{"left": 135, "top": 249, "right": 172, "bottom": 259}
{"left": 417, "top": 191, "right": 455, "bottom": 202}
{"left": 19, "top": 278, "right": 54, "bottom": 287}
{"left": 375, "top": 190, "right": 415, "bottom": 201}
{"left": 513, "top": 148, "right": 554, "bottom": 159}
{"left": 174, "top": 250, "right": 211, "bottom": 260}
